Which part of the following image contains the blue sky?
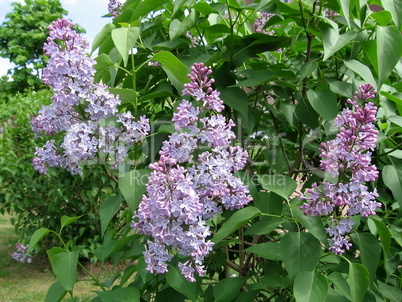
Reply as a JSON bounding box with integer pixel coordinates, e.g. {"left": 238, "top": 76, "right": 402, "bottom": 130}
{"left": 0, "top": 0, "right": 115, "bottom": 76}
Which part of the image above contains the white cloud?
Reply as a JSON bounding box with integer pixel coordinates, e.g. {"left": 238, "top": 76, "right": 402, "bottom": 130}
{"left": 0, "top": 0, "right": 24, "bottom": 4}
{"left": 62, "top": 0, "right": 77, "bottom": 5}
{"left": 0, "top": 58, "right": 13, "bottom": 77}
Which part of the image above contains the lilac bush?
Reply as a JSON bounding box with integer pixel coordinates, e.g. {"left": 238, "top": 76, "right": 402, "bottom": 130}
{"left": 300, "top": 83, "right": 381, "bottom": 254}
{"left": 132, "top": 63, "right": 251, "bottom": 281}
{"left": 31, "top": 19, "right": 149, "bottom": 175}
{"left": 11, "top": 243, "right": 32, "bottom": 263}
{"left": 22, "top": 1, "right": 402, "bottom": 300}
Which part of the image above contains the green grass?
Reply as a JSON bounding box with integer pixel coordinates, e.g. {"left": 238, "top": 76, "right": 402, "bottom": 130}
{"left": 0, "top": 214, "right": 101, "bottom": 302}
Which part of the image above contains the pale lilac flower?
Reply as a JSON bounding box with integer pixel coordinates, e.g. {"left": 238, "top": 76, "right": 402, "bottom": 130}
{"left": 325, "top": 9, "right": 339, "bottom": 19}
{"left": 254, "top": 12, "right": 281, "bottom": 53}
{"left": 185, "top": 31, "right": 201, "bottom": 48}
{"left": 12, "top": 243, "right": 32, "bottom": 263}
{"left": 133, "top": 63, "right": 250, "bottom": 281}
{"left": 326, "top": 219, "right": 354, "bottom": 255}
{"left": 108, "top": 0, "right": 123, "bottom": 17}
{"left": 33, "top": 140, "right": 64, "bottom": 174}
{"left": 31, "top": 19, "right": 149, "bottom": 175}
{"left": 255, "top": 12, "right": 276, "bottom": 34}
{"left": 301, "top": 84, "right": 380, "bottom": 254}
{"left": 144, "top": 241, "right": 173, "bottom": 274}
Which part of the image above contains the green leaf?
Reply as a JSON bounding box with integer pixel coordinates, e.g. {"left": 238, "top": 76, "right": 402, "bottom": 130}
{"left": 245, "top": 242, "right": 281, "bottom": 261}
{"left": 193, "top": 2, "right": 218, "bottom": 14}
{"left": 219, "top": 87, "right": 248, "bottom": 121}
{"left": 120, "top": 265, "right": 137, "bottom": 286}
{"left": 254, "top": 192, "right": 284, "bottom": 215}
{"left": 244, "top": 216, "right": 282, "bottom": 235}
{"left": 213, "top": 277, "right": 247, "bottom": 302}
{"left": 212, "top": 207, "right": 261, "bottom": 243}
{"left": 130, "top": 0, "right": 169, "bottom": 21}
{"left": 338, "top": 0, "right": 358, "bottom": 28}
{"left": 94, "top": 53, "right": 114, "bottom": 84}
{"left": 300, "top": 61, "right": 318, "bottom": 81}
{"left": 295, "top": 98, "right": 320, "bottom": 129}
{"left": 109, "top": 88, "right": 139, "bottom": 104}
{"left": 351, "top": 233, "right": 380, "bottom": 284}
{"left": 119, "top": 169, "right": 150, "bottom": 212}
{"left": 294, "top": 271, "right": 328, "bottom": 302}
{"left": 381, "top": 91, "right": 402, "bottom": 106}
{"left": 27, "top": 227, "right": 51, "bottom": 254}
{"left": 381, "top": 0, "right": 402, "bottom": 29}
{"left": 258, "top": 174, "right": 297, "bottom": 200}
{"left": 347, "top": 262, "right": 369, "bottom": 302}
{"left": 47, "top": 247, "right": 80, "bottom": 291}
{"left": 371, "top": 10, "right": 393, "bottom": 26}
{"left": 327, "top": 79, "right": 353, "bottom": 98}
{"left": 96, "top": 287, "right": 140, "bottom": 302}
{"left": 233, "top": 69, "right": 275, "bottom": 87}
{"left": 169, "top": 19, "right": 182, "bottom": 41}
{"left": 280, "top": 232, "right": 321, "bottom": 279}
{"left": 377, "top": 26, "right": 402, "bottom": 88}
{"left": 169, "top": 9, "right": 197, "bottom": 40}
{"left": 100, "top": 195, "right": 122, "bottom": 237}
{"left": 45, "top": 281, "right": 67, "bottom": 302}
{"left": 92, "top": 23, "right": 116, "bottom": 53}
{"left": 111, "top": 27, "right": 140, "bottom": 66}
{"left": 166, "top": 265, "right": 197, "bottom": 301}
{"left": 325, "top": 289, "right": 349, "bottom": 302}
{"left": 60, "top": 216, "right": 82, "bottom": 232}
{"left": 306, "top": 89, "right": 338, "bottom": 121}
{"left": 322, "top": 27, "right": 356, "bottom": 61}
{"left": 377, "top": 280, "right": 402, "bottom": 302}
{"left": 291, "top": 198, "right": 328, "bottom": 246}
{"left": 327, "top": 272, "right": 351, "bottom": 300}
{"left": 389, "top": 225, "right": 402, "bottom": 247}
{"left": 344, "top": 60, "right": 377, "bottom": 87}
{"left": 152, "top": 51, "right": 189, "bottom": 91}
{"left": 382, "top": 164, "right": 402, "bottom": 208}
{"left": 387, "top": 115, "right": 402, "bottom": 127}
{"left": 368, "top": 217, "right": 391, "bottom": 254}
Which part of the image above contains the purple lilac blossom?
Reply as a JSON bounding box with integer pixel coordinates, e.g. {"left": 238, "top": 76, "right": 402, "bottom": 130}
{"left": 300, "top": 83, "right": 380, "bottom": 254}
{"left": 185, "top": 31, "right": 201, "bottom": 48}
{"left": 255, "top": 12, "right": 276, "bottom": 34}
{"left": 132, "top": 63, "right": 251, "bottom": 282}
{"left": 31, "top": 19, "right": 149, "bottom": 175}
{"left": 254, "top": 12, "right": 281, "bottom": 53}
{"left": 326, "top": 219, "right": 354, "bottom": 255}
{"left": 108, "top": 0, "right": 123, "bottom": 17}
{"left": 12, "top": 243, "right": 32, "bottom": 263}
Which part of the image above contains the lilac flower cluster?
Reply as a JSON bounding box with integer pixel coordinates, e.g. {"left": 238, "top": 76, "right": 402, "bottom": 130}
{"left": 255, "top": 12, "right": 276, "bottom": 35}
{"left": 185, "top": 31, "right": 201, "bottom": 48}
{"left": 300, "top": 83, "right": 381, "bottom": 255}
{"left": 11, "top": 243, "right": 32, "bottom": 263}
{"left": 326, "top": 219, "right": 354, "bottom": 254}
{"left": 132, "top": 63, "right": 251, "bottom": 281}
{"left": 31, "top": 19, "right": 149, "bottom": 175}
{"left": 254, "top": 12, "right": 281, "bottom": 53}
{"left": 108, "top": 0, "right": 123, "bottom": 17}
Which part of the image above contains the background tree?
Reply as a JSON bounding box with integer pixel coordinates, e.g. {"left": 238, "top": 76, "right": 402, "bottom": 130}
{"left": 0, "top": 0, "right": 82, "bottom": 97}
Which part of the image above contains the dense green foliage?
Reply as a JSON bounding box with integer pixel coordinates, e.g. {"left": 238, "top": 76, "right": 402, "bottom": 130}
{"left": 0, "top": 90, "right": 113, "bottom": 260}
{"left": 0, "top": 0, "right": 82, "bottom": 97}
{"left": 14, "top": 0, "right": 402, "bottom": 301}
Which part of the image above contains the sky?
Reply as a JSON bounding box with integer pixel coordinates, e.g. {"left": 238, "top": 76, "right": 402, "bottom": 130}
{"left": 0, "top": 0, "right": 114, "bottom": 77}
